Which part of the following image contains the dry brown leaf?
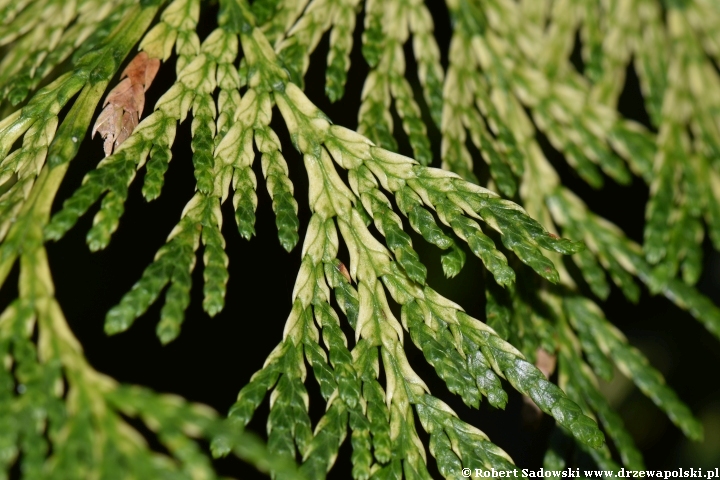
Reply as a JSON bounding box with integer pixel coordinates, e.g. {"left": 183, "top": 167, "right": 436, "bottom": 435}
{"left": 535, "top": 348, "right": 557, "bottom": 379}
{"left": 123, "top": 51, "right": 160, "bottom": 91}
{"left": 115, "top": 111, "right": 139, "bottom": 147}
{"left": 92, "top": 51, "right": 161, "bottom": 156}
{"left": 337, "top": 261, "right": 352, "bottom": 283}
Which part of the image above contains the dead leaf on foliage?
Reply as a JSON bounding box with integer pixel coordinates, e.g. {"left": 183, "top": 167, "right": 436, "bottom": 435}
{"left": 92, "top": 51, "right": 160, "bottom": 156}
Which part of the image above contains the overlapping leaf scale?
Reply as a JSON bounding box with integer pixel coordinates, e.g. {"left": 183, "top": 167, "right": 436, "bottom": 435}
{"left": 559, "top": 352, "right": 644, "bottom": 470}
{"left": 450, "top": 310, "right": 604, "bottom": 449}
{"left": 565, "top": 297, "right": 703, "bottom": 441}
{"left": 403, "top": 301, "right": 483, "bottom": 409}
{"left": 549, "top": 187, "right": 720, "bottom": 341}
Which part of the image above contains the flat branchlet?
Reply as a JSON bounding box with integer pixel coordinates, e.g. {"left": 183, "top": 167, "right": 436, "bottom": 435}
{"left": 0, "top": 0, "right": 717, "bottom": 478}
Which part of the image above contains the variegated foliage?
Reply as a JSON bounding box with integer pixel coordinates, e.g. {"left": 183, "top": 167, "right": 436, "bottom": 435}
{"left": 0, "top": 0, "right": 718, "bottom": 478}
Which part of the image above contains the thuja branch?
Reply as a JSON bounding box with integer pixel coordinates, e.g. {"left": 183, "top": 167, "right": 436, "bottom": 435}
{"left": 0, "top": 1, "right": 308, "bottom": 476}
{"left": 203, "top": 16, "right": 602, "bottom": 475}
{"left": 25, "top": 4, "right": 605, "bottom": 475}
{"left": 0, "top": 0, "right": 718, "bottom": 478}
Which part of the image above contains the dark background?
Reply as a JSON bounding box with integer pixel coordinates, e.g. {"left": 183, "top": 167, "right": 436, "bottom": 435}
{"left": 10, "top": 1, "right": 720, "bottom": 477}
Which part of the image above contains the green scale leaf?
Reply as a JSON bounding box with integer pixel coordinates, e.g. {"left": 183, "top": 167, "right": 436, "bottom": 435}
{"left": 565, "top": 297, "right": 703, "bottom": 441}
